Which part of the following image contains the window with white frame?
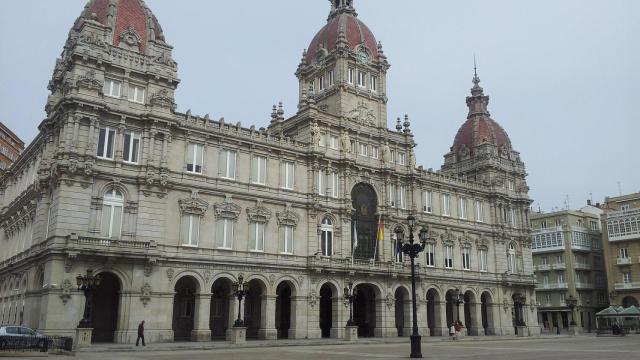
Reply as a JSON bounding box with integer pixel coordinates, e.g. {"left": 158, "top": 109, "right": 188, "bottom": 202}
{"left": 318, "top": 169, "right": 325, "bottom": 196}
{"left": 559, "top": 293, "right": 566, "bottom": 305}
{"left": 328, "top": 70, "right": 335, "bottom": 86}
{"left": 329, "top": 135, "right": 338, "bottom": 149}
{"left": 623, "top": 272, "right": 632, "bottom": 284}
{"left": 444, "top": 245, "right": 453, "bottom": 268}
{"left": 101, "top": 189, "right": 124, "bottom": 238}
{"left": 251, "top": 155, "right": 267, "bottom": 185}
{"left": 507, "top": 243, "right": 516, "bottom": 273}
{"left": 557, "top": 272, "right": 564, "bottom": 283}
{"left": 358, "top": 143, "right": 368, "bottom": 156}
{"left": 249, "top": 222, "right": 265, "bottom": 252}
{"left": 540, "top": 221, "right": 548, "bottom": 230}
{"left": 103, "top": 79, "right": 121, "bottom": 98}
{"left": 462, "top": 247, "right": 471, "bottom": 270}
{"left": 281, "top": 225, "right": 294, "bottom": 254}
{"left": 320, "top": 217, "right": 333, "bottom": 256}
{"left": 507, "top": 180, "right": 514, "bottom": 190}
{"left": 479, "top": 249, "right": 488, "bottom": 271}
{"left": 389, "top": 184, "right": 397, "bottom": 207}
{"left": 425, "top": 243, "right": 435, "bottom": 267}
{"left": 475, "top": 200, "right": 483, "bottom": 222}
{"left": 281, "top": 161, "right": 295, "bottom": 190}
{"left": 541, "top": 256, "right": 548, "bottom": 265}
{"left": 619, "top": 248, "right": 629, "bottom": 259}
{"left": 329, "top": 172, "right": 338, "bottom": 198}
{"left": 318, "top": 76, "right": 325, "bottom": 91}
{"left": 216, "top": 219, "right": 234, "bottom": 249}
{"left": 509, "top": 208, "right": 516, "bottom": 225}
{"left": 543, "top": 274, "right": 549, "bottom": 285}
{"left": 181, "top": 214, "right": 200, "bottom": 246}
{"left": 556, "top": 254, "right": 564, "bottom": 264}
{"left": 371, "top": 145, "right": 379, "bottom": 159}
{"left": 350, "top": 140, "right": 357, "bottom": 154}
{"left": 423, "top": 191, "right": 433, "bottom": 213}
{"left": 348, "top": 68, "right": 355, "bottom": 84}
{"left": 590, "top": 221, "right": 598, "bottom": 231}
{"left": 127, "top": 85, "right": 145, "bottom": 103}
{"left": 555, "top": 219, "right": 562, "bottom": 227}
{"left": 357, "top": 71, "right": 366, "bottom": 87}
{"left": 398, "top": 185, "right": 406, "bottom": 209}
{"left": 442, "top": 193, "right": 451, "bottom": 216}
{"left": 186, "top": 143, "right": 204, "bottom": 174}
{"left": 545, "top": 294, "right": 551, "bottom": 305}
{"left": 97, "top": 127, "right": 116, "bottom": 159}
{"left": 370, "top": 75, "right": 378, "bottom": 92}
{"left": 122, "top": 131, "right": 141, "bottom": 163}
{"left": 390, "top": 150, "right": 396, "bottom": 163}
{"left": 397, "top": 152, "right": 406, "bottom": 165}
{"left": 319, "top": 133, "right": 326, "bottom": 147}
{"left": 459, "top": 198, "right": 467, "bottom": 219}
{"left": 219, "top": 149, "right": 236, "bottom": 179}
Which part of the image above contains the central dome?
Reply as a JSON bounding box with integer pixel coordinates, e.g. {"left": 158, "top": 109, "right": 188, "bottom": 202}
{"left": 305, "top": 2, "right": 379, "bottom": 65}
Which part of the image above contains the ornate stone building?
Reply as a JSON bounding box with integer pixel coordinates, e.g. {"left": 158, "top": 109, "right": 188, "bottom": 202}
{"left": 0, "top": 0, "right": 538, "bottom": 343}
{"left": 0, "top": 122, "right": 24, "bottom": 176}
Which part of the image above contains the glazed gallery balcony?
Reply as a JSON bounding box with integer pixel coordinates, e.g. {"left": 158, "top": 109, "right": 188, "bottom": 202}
{"left": 606, "top": 208, "right": 640, "bottom": 242}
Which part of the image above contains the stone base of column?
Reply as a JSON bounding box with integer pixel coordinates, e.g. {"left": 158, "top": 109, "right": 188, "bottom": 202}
{"left": 569, "top": 325, "right": 578, "bottom": 336}
{"left": 258, "top": 328, "right": 278, "bottom": 340}
{"left": 402, "top": 327, "right": 412, "bottom": 337}
{"left": 190, "top": 329, "right": 212, "bottom": 342}
{"left": 344, "top": 325, "right": 358, "bottom": 341}
{"left": 307, "top": 328, "right": 322, "bottom": 339}
{"left": 288, "top": 328, "right": 307, "bottom": 339}
{"left": 230, "top": 327, "right": 247, "bottom": 344}
{"left": 330, "top": 327, "right": 344, "bottom": 339}
{"left": 469, "top": 326, "right": 482, "bottom": 336}
{"left": 516, "top": 325, "right": 528, "bottom": 337}
{"left": 433, "top": 327, "right": 447, "bottom": 337}
{"left": 75, "top": 328, "right": 93, "bottom": 348}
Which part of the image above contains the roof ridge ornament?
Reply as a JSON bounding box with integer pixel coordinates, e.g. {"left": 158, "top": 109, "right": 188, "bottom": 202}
{"left": 328, "top": 0, "right": 357, "bottom": 20}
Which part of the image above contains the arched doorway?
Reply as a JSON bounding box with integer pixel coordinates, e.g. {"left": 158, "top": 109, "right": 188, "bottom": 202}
{"left": 481, "top": 292, "right": 494, "bottom": 335}
{"left": 172, "top": 277, "right": 197, "bottom": 341}
{"left": 395, "top": 287, "right": 410, "bottom": 336}
{"left": 244, "top": 279, "right": 264, "bottom": 339}
{"left": 351, "top": 183, "right": 378, "bottom": 260}
{"left": 622, "top": 296, "right": 639, "bottom": 308}
{"left": 426, "top": 289, "right": 440, "bottom": 336}
{"left": 210, "top": 278, "right": 231, "bottom": 339}
{"left": 354, "top": 284, "right": 376, "bottom": 337}
{"left": 319, "top": 284, "right": 333, "bottom": 338}
{"left": 92, "top": 272, "right": 120, "bottom": 342}
{"left": 275, "top": 282, "right": 292, "bottom": 339}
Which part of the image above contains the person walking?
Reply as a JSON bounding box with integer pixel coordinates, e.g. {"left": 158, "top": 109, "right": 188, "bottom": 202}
{"left": 136, "top": 320, "right": 146, "bottom": 346}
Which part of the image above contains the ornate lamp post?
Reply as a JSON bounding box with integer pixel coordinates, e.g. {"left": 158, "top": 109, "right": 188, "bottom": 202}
{"left": 344, "top": 282, "right": 357, "bottom": 326}
{"left": 394, "top": 215, "right": 428, "bottom": 359}
{"left": 76, "top": 269, "right": 101, "bottom": 328}
{"left": 453, "top": 288, "right": 464, "bottom": 322}
{"left": 232, "top": 275, "right": 250, "bottom": 327}
{"left": 566, "top": 294, "right": 578, "bottom": 326}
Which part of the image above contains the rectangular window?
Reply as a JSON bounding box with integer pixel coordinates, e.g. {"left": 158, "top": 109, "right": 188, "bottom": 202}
{"left": 444, "top": 246, "right": 453, "bottom": 268}
{"left": 541, "top": 256, "right": 548, "bottom": 265}
{"left": 507, "top": 180, "right": 514, "bottom": 190}
{"left": 545, "top": 294, "right": 551, "bottom": 305}
{"left": 103, "top": 79, "right": 121, "bottom": 98}
{"left": 318, "top": 76, "right": 325, "bottom": 91}
{"left": 319, "top": 133, "right": 326, "bottom": 147}
{"left": 543, "top": 275, "right": 549, "bottom": 285}
{"left": 423, "top": 191, "right": 432, "bottom": 213}
{"left": 390, "top": 150, "right": 396, "bottom": 163}
{"left": 371, "top": 145, "right": 379, "bottom": 159}
{"left": 621, "top": 204, "right": 630, "bottom": 212}
{"left": 96, "top": 127, "right": 116, "bottom": 159}
{"left": 398, "top": 185, "right": 406, "bottom": 209}
{"left": 459, "top": 198, "right": 467, "bottom": 219}
{"left": 219, "top": 149, "right": 236, "bottom": 179}
{"left": 557, "top": 272, "right": 564, "bottom": 283}
{"left": 127, "top": 85, "right": 145, "bottom": 103}
{"left": 620, "top": 248, "right": 629, "bottom": 259}
{"left": 541, "top": 221, "right": 548, "bottom": 230}
{"left": 250, "top": 222, "right": 265, "bottom": 252}
{"left": 122, "top": 131, "right": 141, "bottom": 163}
{"left": 348, "top": 68, "right": 355, "bottom": 84}
{"left": 426, "top": 243, "right": 435, "bottom": 267}
{"left": 328, "top": 70, "right": 335, "bottom": 86}
{"left": 321, "top": 226, "right": 333, "bottom": 257}
{"left": 251, "top": 155, "right": 267, "bottom": 185}
{"left": 559, "top": 293, "right": 565, "bottom": 304}
{"left": 281, "top": 225, "right": 294, "bottom": 254}
{"left": 509, "top": 209, "right": 516, "bottom": 225}
{"left": 590, "top": 221, "right": 598, "bottom": 231}
{"left": 389, "top": 184, "right": 397, "bottom": 207}
{"left": 475, "top": 201, "right": 483, "bottom": 222}
{"left": 370, "top": 75, "right": 378, "bottom": 92}
{"left": 623, "top": 273, "right": 632, "bottom": 284}
{"left": 186, "top": 143, "right": 204, "bottom": 174}
{"left": 182, "top": 214, "right": 200, "bottom": 246}
{"left": 281, "top": 161, "right": 295, "bottom": 190}
{"left": 100, "top": 200, "right": 123, "bottom": 239}
{"left": 357, "top": 71, "right": 366, "bottom": 87}
{"left": 397, "top": 152, "right": 406, "bottom": 165}
{"left": 479, "top": 249, "right": 488, "bottom": 271}
{"left": 318, "top": 169, "right": 325, "bottom": 196}
{"left": 462, "top": 247, "right": 471, "bottom": 270}
{"left": 359, "top": 143, "right": 368, "bottom": 156}
{"left": 216, "top": 219, "right": 234, "bottom": 249}
{"left": 442, "top": 193, "right": 451, "bottom": 216}
{"left": 350, "top": 140, "right": 357, "bottom": 154}
{"left": 329, "top": 135, "right": 339, "bottom": 149}
{"left": 330, "top": 172, "right": 339, "bottom": 198}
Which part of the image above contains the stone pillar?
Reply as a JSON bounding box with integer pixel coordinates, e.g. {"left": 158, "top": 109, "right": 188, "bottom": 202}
{"left": 307, "top": 295, "right": 322, "bottom": 340}
{"left": 402, "top": 299, "right": 412, "bottom": 336}
{"left": 375, "top": 298, "right": 395, "bottom": 337}
{"left": 437, "top": 301, "right": 448, "bottom": 337}
{"left": 330, "top": 297, "right": 345, "bottom": 339}
{"left": 258, "top": 295, "right": 277, "bottom": 340}
{"left": 289, "top": 296, "right": 307, "bottom": 339}
{"left": 225, "top": 295, "right": 242, "bottom": 341}
{"left": 470, "top": 302, "right": 483, "bottom": 336}
{"left": 417, "top": 298, "right": 430, "bottom": 337}
{"left": 190, "top": 294, "right": 212, "bottom": 341}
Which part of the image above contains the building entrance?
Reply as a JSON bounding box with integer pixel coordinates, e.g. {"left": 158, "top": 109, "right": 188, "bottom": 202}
{"left": 351, "top": 183, "right": 378, "bottom": 260}
{"left": 172, "top": 277, "right": 197, "bottom": 341}
{"left": 91, "top": 272, "right": 120, "bottom": 343}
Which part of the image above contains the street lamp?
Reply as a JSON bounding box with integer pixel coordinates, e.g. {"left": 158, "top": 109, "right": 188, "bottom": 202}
{"left": 344, "top": 282, "right": 357, "bottom": 326}
{"left": 232, "top": 275, "right": 250, "bottom": 327}
{"left": 453, "top": 288, "right": 464, "bottom": 322}
{"left": 76, "top": 269, "right": 101, "bottom": 328}
{"left": 394, "top": 215, "right": 428, "bottom": 359}
{"left": 566, "top": 295, "right": 578, "bottom": 326}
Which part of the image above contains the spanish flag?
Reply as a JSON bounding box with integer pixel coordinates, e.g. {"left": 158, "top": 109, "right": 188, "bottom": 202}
{"left": 377, "top": 215, "right": 384, "bottom": 242}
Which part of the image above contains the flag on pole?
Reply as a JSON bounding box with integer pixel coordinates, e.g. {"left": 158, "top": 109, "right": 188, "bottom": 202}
{"left": 373, "top": 215, "right": 384, "bottom": 261}
{"left": 352, "top": 220, "right": 358, "bottom": 264}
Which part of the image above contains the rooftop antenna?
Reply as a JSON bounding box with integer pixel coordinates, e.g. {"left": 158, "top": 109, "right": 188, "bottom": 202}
{"left": 564, "top": 195, "right": 570, "bottom": 210}
{"left": 589, "top": 192, "right": 593, "bottom": 203}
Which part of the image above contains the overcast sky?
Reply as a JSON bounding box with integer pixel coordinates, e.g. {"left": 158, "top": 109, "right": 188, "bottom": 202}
{"left": 1, "top": 0, "right": 638, "bottom": 211}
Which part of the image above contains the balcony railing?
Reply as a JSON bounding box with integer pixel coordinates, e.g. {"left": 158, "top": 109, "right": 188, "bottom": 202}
{"left": 535, "top": 264, "right": 551, "bottom": 271}
{"left": 67, "top": 234, "right": 157, "bottom": 250}
{"left": 614, "top": 282, "right": 640, "bottom": 290}
{"left": 575, "top": 282, "right": 594, "bottom": 289}
{"left": 537, "top": 282, "right": 568, "bottom": 290}
{"left": 616, "top": 257, "right": 632, "bottom": 265}
{"left": 574, "top": 263, "right": 592, "bottom": 270}
{"left": 552, "top": 263, "right": 566, "bottom": 270}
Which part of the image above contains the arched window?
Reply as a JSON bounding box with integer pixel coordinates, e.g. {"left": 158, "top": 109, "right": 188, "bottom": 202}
{"left": 507, "top": 243, "right": 516, "bottom": 274}
{"left": 320, "top": 217, "right": 333, "bottom": 257}
{"left": 101, "top": 188, "right": 124, "bottom": 238}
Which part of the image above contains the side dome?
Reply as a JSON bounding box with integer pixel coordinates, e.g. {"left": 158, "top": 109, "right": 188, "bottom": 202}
{"left": 305, "top": 2, "right": 379, "bottom": 65}
{"left": 72, "top": 0, "right": 165, "bottom": 54}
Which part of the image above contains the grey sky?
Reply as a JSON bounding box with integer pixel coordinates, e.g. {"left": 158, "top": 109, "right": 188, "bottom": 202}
{"left": 1, "top": 0, "right": 638, "bottom": 211}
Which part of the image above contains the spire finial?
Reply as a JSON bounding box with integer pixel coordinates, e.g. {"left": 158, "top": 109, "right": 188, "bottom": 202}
{"left": 328, "top": 0, "right": 357, "bottom": 20}
{"left": 472, "top": 54, "right": 480, "bottom": 86}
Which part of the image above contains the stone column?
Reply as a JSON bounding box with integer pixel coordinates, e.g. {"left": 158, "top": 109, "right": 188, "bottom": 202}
{"left": 307, "top": 295, "right": 322, "bottom": 340}
{"left": 331, "top": 297, "right": 346, "bottom": 339}
{"left": 258, "top": 295, "right": 277, "bottom": 340}
{"left": 375, "top": 298, "right": 395, "bottom": 337}
{"left": 289, "top": 296, "right": 307, "bottom": 339}
{"left": 437, "top": 301, "right": 448, "bottom": 337}
{"left": 402, "top": 299, "right": 412, "bottom": 336}
{"left": 470, "top": 302, "right": 483, "bottom": 336}
{"left": 417, "top": 298, "right": 430, "bottom": 337}
{"left": 225, "top": 295, "right": 242, "bottom": 341}
{"left": 190, "top": 294, "right": 212, "bottom": 341}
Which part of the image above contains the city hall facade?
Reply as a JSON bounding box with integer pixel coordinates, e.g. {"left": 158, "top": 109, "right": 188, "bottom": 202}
{"left": 0, "top": 0, "right": 539, "bottom": 343}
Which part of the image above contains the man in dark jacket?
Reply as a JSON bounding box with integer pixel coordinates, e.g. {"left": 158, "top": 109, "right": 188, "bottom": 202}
{"left": 136, "top": 320, "right": 146, "bottom": 346}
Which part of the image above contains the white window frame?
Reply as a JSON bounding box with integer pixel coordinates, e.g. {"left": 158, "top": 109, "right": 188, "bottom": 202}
{"left": 101, "top": 189, "right": 124, "bottom": 239}
{"left": 348, "top": 68, "right": 355, "bottom": 84}
{"left": 623, "top": 272, "right": 631, "bottom": 284}
{"left": 97, "top": 127, "right": 116, "bottom": 160}
{"left": 541, "top": 221, "right": 548, "bottom": 230}
{"left": 462, "top": 247, "right": 471, "bottom": 270}
{"left": 281, "top": 161, "right": 295, "bottom": 190}
{"left": 328, "top": 70, "right": 335, "bottom": 86}
{"left": 183, "top": 214, "right": 200, "bottom": 247}
{"left": 186, "top": 143, "right": 204, "bottom": 174}
{"left": 127, "top": 84, "right": 145, "bottom": 104}
{"left": 329, "top": 135, "right": 339, "bottom": 150}
{"left": 251, "top": 155, "right": 267, "bottom": 185}
{"left": 370, "top": 75, "right": 378, "bottom": 92}
{"left": 442, "top": 193, "right": 451, "bottom": 216}
{"left": 398, "top": 185, "right": 406, "bottom": 209}
{"left": 508, "top": 243, "right": 516, "bottom": 273}
{"left": 557, "top": 272, "right": 564, "bottom": 283}
{"left": 479, "top": 249, "right": 488, "bottom": 272}
{"left": 250, "top": 222, "right": 265, "bottom": 252}
{"left": 620, "top": 248, "right": 629, "bottom": 259}
{"left": 423, "top": 191, "right": 432, "bottom": 213}
{"left": 397, "top": 152, "right": 406, "bottom": 165}
{"left": 475, "top": 200, "right": 483, "bottom": 222}
{"left": 444, "top": 245, "right": 453, "bottom": 269}
{"left": 318, "top": 76, "right": 325, "bottom": 91}
{"left": 281, "top": 225, "right": 294, "bottom": 254}
{"left": 220, "top": 149, "right": 237, "bottom": 179}
{"left": 329, "top": 172, "right": 339, "bottom": 198}
{"left": 389, "top": 184, "right": 397, "bottom": 208}
{"left": 371, "top": 145, "right": 379, "bottom": 159}
{"left": 122, "top": 131, "right": 141, "bottom": 164}
{"left": 425, "top": 243, "right": 435, "bottom": 267}
{"left": 318, "top": 169, "right": 325, "bottom": 196}
{"left": 103, "top": 79, "right": 121, "bottom": 98}
{"left": 217, "top": 219, "right": 234, "bottom": 249}
{"left": 320, "top": 217, "right": 333, "bottom": 257}
{"left": 357, "top": 70, "right": 366, "bottom": 88}
{"left": 459, "top": 198, "right": 467, "bottom": 219}
{"left": 358, "top": 143, "right": 368, "bottom": 157}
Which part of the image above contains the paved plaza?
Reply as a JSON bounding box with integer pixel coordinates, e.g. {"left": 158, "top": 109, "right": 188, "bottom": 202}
{"left": 10, "top": 335, "right": 640, "bottom": 360}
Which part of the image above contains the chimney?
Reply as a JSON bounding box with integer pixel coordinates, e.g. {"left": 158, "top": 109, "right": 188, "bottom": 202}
{"left": 587, "top": 200, "right": 592, "bottom": 206}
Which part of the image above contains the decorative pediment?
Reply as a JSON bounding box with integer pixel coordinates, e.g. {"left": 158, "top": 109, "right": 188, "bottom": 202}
{"left": 277, "top": 204, "right": 300, "bottom": 227}
{"left": 76, "top": 70, "right": 102, "bottom": 92}
{"left": 179, "top": 192, "right": 209, "bottom": 216}
{"left": 247, "top": 200, "right": 272, "bottom": 223}
{"left": 459, "top": 234, "right": 473, "bottom": 248}
{"left": 119, "top": 26, "right": 142, "bottom": 51}
{"left": 347, "top": 101, "right": 376, "bottom": 126}
{"left": 475, "top": 236, "right": 489, "bottom": 250}
{"left": 214, "top": 198, "right": 242, "bottom": 220}
{"left": 440, "top": 229, "right": 456, "bottom": 246}
{"left": 150, "top": 89, "right": 176, "bottom": 110}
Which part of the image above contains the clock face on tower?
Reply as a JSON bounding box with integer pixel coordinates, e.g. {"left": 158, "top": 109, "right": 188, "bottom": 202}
{"left": 356, "top": 49, "right": 370, "bottom": 64}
